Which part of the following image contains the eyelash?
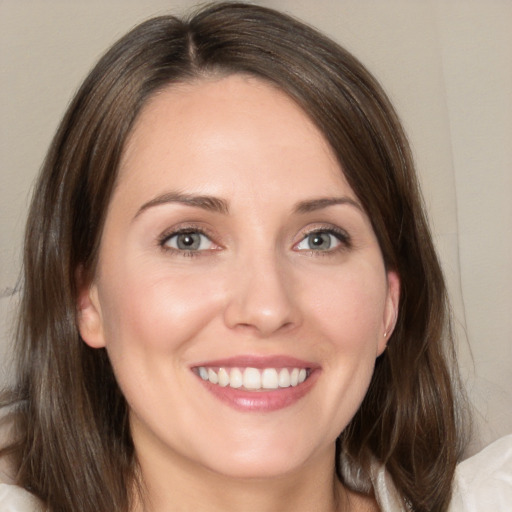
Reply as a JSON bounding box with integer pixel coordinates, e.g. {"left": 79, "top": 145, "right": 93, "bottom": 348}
{"left": 157, "top": 225, "right": 351, "bottom": 257}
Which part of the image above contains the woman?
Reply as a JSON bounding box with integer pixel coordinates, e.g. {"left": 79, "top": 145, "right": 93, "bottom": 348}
{"left": 0, "top": 3, "right": 471, "bottom": 511}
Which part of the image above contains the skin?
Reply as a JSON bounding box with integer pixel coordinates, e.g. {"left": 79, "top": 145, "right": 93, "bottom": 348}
{"left": 78, "top": 74, "right": 398, "bottom": 512}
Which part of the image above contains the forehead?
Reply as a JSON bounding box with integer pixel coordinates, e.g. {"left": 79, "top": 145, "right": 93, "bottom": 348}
{"left": 116, "top": 74, "right": 353, "bottom": 206}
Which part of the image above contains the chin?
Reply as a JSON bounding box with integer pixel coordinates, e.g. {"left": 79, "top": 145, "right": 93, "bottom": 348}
{"left": 196, "top": 437, "right": 329, "bottom": 480}
{"left": 206, "top": 455, "right": 309, "bottom": 480}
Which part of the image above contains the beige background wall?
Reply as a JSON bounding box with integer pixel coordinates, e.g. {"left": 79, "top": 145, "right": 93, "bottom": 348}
{"left": 1, "top": 0, "right": 511, "bottom": 456}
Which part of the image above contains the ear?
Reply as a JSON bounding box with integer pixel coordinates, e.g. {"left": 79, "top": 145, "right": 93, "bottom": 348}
{"left": 77, "top": 273, "right": 106, "bottom": 349}
{"left": 377, "top": 270, "right": 400, "bottom": 355}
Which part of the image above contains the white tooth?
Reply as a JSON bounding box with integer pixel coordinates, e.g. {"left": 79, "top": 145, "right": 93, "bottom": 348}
{"left": 278, "top": 368, "right": 291, "bottom": 388}
{"left": 298, "top": 368, "right": 307, "bottom": 383}
{"left": 218, "top": 368, "right": 230, "bottom": 387}
{"left": 243, "top": 367, "right": 261, "bottom": 390}
{"left": 261, "top": 368, "right": 279, "bottom": 389}
{"left": 208, "top": 368, "right": 218, "bottom": 384}
{"left": 229, "top": 368, "right": 243, "bottom": 388}
{"left": 198, "top": 367, "right": 208, "bottom": 380}
{"left": 290, "top": 368, "right": 299, "bottom": 387}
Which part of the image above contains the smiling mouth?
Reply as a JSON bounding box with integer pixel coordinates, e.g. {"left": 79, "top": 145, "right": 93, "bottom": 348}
{"left": 194, "top": 366, "right": 310, "bottom": 391}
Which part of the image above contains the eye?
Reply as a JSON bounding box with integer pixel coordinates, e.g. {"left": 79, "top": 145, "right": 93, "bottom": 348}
{"left": 295, "top": 229, "right": 347, "bottom": 252}
{"left": 162, "top": 230, "right": 215, "bottom": 252}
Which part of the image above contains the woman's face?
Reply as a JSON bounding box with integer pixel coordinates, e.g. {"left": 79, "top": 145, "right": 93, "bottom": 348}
{"left": 78, "top": 74, "right": 399, "bottom": 480}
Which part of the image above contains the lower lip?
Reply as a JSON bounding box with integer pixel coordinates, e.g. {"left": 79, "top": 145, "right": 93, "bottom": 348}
{"left": 196, "top": 370, "right": 320, "bottom": 412}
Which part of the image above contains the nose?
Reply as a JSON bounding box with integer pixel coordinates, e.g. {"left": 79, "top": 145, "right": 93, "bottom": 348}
{"left": 223, "top": 252, "right": 301, "bottom": 337}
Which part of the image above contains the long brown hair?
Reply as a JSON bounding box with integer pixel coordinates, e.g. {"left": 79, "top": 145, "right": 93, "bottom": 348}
{"left": 1, "top": 3, "right": 467, "bottom": 511}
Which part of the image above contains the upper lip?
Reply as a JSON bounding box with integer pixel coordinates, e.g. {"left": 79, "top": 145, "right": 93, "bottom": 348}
{"left": 191, "top": 355, "right": 319, "bottom": 369}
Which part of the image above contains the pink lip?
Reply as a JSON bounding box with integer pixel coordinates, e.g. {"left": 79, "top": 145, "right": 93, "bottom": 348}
{"left": 192, "top": 354, "right": 319, "bottom": 369}
{"left": 191, "top": 355, "right": 321, "bottom": 412}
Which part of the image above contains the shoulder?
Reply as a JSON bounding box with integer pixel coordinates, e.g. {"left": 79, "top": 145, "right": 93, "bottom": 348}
{"left": 339, "top": 452, "right": 408, "bottom": 511}
{"left": 0, "top": 483, "right": 42, "bottom": 512}
{"left": 0, "top": 408, "right": 43, "bottom": 511}
{"left": 449, "top": 434, "right": 512, "bottom": 511}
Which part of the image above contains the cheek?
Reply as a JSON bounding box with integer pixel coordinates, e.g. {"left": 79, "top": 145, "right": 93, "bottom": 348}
{"left": 299, "top": 263, "right": 387, "bottom": 433}
{"left": 97, "top": 260, "right": 225, "bottom": 357}
{"left": 303, "top": 260, "right": 387, "bottom": 354}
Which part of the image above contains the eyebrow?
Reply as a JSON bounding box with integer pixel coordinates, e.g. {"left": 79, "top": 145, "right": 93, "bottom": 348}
{"left": 134, "top": 192, "right": 230, "bottom": 219}
{"left": 134, "top": 192, "right": 362, "bottom": 220}
{"left": 293, "top": 197, "right": 362, "bottom": 214}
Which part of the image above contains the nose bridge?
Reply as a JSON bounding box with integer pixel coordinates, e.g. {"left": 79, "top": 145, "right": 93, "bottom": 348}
{"left": 223, "top": 244, "right": 299, "bottom": 336}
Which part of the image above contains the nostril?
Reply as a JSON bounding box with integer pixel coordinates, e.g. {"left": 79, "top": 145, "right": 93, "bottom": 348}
{"left": 226, "top": 314, "right": 298, "bottom": 338}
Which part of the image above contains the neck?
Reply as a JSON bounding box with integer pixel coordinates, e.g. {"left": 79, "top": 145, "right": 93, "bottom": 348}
{"left": 132, "top": 443, "right": 348, "bottom": 512}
